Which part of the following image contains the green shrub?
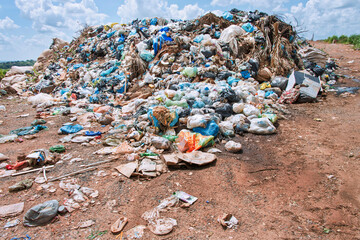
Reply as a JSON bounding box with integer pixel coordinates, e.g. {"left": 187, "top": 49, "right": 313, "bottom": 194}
{"left": 0, "top": 69, "right": 8, "bottom": 80}
{"left": 322, "top": 34, "right": 360, "bottom": 49}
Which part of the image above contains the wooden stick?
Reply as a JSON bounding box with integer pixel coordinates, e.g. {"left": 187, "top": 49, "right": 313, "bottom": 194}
{"left": 48, "top": 167, "right": 97, "bottom": 182}
{"left": 9, "top": 165, "right": 55, "bottom": 177}
{"left": 79, "top": 159, "right": 115, "bottom": 168}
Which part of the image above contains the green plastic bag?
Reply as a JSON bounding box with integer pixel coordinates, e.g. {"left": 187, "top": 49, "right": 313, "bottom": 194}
{"left": 49, "top": 145, "right": 66, "bottom": 153}
{"left": 181, "top": 67, "right": 198, "bottom": 78}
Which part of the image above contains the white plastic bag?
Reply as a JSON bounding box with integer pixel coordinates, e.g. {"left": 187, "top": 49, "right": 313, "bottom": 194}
{"left": 249, "top": 117, "right": 276, "bottom": 135}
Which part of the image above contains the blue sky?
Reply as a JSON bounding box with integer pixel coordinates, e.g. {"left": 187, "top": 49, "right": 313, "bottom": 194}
{"left": 0, "top": 0, "right": 359, "bottom": 61}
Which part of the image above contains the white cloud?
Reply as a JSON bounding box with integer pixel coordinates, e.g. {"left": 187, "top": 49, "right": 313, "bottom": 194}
{"left": 15, "top": 0, "right": 107, "bottom": 33}
{"left": 0, "top": 17, "right": 20, "bottom": 30}
{"left": 117, "top": 0, "right": 205, "bottom": 23}
{"left": 210, "top": 0, "right": 288, "bottom": 10}
{"left": 287, "top": 0, "right": 360, "bottom": 39}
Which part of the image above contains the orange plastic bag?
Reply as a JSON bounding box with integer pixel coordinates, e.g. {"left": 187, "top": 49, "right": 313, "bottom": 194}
{"left": 176, "top": 130, "right": 214, "bottom": 153}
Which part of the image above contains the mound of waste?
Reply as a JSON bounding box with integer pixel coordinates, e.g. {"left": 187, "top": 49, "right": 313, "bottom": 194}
{"left": 0, "top": 9, "right": 339, "bottom": 156}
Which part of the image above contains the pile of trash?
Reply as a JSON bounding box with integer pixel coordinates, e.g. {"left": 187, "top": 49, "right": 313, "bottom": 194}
{"left": 1, "top": 10, "right": 339, "bottom": 163}
{"left": 0, "top": 9, "right": 344, "bottom": 238}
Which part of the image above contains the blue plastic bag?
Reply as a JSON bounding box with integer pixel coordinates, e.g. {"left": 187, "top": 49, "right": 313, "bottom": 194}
{"left": 192, "top": 100, "right": 205, "bottom": 108}
{"left": 242, "top": 23, "right": 254, "bottom": 33}
{"left": 140, "top": 50, "right": 154, "bottom": 62}
{"left": 161, "top": 33, "right": 173, "bottom": 42}
{"left": 265, "top": 91, "right": 277, "bottom": 98}
{"left": 222, "top": 11, "right": 233, "bottom": 21}
{"left": 193, "top": 35, "right": 204, "bottom": 43}
{"left": 100, "top": 66, "right": 118, "bottom": 77}
{"left": 106, "top": 31, "right": 116, "bottom": 38}
{"left": 73, "top": 63, "right": 84, "bottom": 70}
{"left": 150, "top": 18, "right": 158, "bottom": 25}
{"left": 193, "top": 120, "right": 219, "bottom": 137}
{"left": 85, "top": 131, "right": 102, "bottom": 136}
{"left": 227, "top": 76, "right": 240, "bottom": 86}
{"left": 10, "top": 125, "right": 48, "bottom": 136}
{"left": 60, "top": 124, "right": 83, "bottom": 134}
{"left": 118, "top": 34, "right": 125, "bottom": 43}
{"left": 159, "top": 27, "right": 170, "bottom": 32}
{"left": 241, "top": 70, "right": 251, "bottom": 79}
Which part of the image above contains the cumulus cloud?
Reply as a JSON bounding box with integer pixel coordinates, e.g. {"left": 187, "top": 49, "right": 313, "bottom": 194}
{"left": 117, "top": 0, "right": 205, "bottom": 23}
{"left": 0, "top": 17, "right": 20, "bottom": 30}
{"left": 15, "top": 0, "right": 107, "bottom": 33}
{"left": 288, "top": 0, "right": 360, "bottom": 39}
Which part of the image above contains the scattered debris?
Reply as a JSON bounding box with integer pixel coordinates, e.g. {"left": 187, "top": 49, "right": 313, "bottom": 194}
{"left": 79, "top": 220, "right": 95, "bottom": 228}
{"left": 0, "top": 202, "right": 24, "bottom": 218}
{"left": 8, "top": 179, "right": 33, "bottom": 192}
{"left": 23, "top": 200, "right": 59, "bottom": 227}
{"left": 111, "top": 216, "right": 128, "bottom": 234}
{"left": 4, "top": 218, "right": 20, "bottom": 228}
{"left": 217, "top": 213, "right": 239, "bottom": 229}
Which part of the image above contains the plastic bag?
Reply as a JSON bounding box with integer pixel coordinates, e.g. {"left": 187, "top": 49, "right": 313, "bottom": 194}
{"left": 100, "top": 66, "right": 118, "bottom": 77}
{"left": 261, "top": 113, "right": 278, "bottom": 123}
{"left": 23, "top": 200, "right": 59, "bottom": 227}
{"left": 10, "top": 125, "right": 47, "bottom": 136}
{"left": 140, "top": 50, "right": 154, "bottom": 62}
{"left": 151, "top": 136, "right": 171, "bottom": 150}
{"left": 227, "top": 76, "right": 240, "bottom": 86}
{"left": 233, "top": 103, "right": 245, "bottom": 113}
{"left": 242, "top": 23, "right": 254, "bottom": 33}
{"left": 271, "top": 76, "right": 288, "bottom": 90}
{"left": 219, "top": 121, "right": 235, "bottom": 137}
{"left": 181, "top": 67, "right": 198, "bottom": 78}
{"left": 176, "top": 130, "right": 214, "bottom": 153}
{"left": 193, "top": 35, "right": 204, "bottom": 43}
{"left": 148, "top": 106, "right": 179, "bottom": 131}
{"left": 225, "top": 141, "right": 242, "bottom": 153}
{"left": 249, "top": 117, "right": 276, "bottom": 135}
{"left": 49, "top": 145, "right": 66, "bottom": 153}
{"left": 187, "top": 114, "right": 211, "bottom": 129}
{"left": 260, "top": 82, "right": 271, "bottom": 90}
{"left": 165, "top": 99, "right": 189, "bottom": 108}
{"left": 222, "top": 11, "right": 233, "bottom": 21}
{"left": 219, "top": 25, "right": 245, "bottom": 56}
{"left": 193, "top": 120, "right": 219, "bottom": 137}
{"left": 59, "top": 124, "right": 83, "bottom": 134}
{"left": 215, "top": 103, "right": 233, "bottom": 118}
{"left": 28, "top": 93, "right": 54, "bottom": 105}
{"left": 243, "top": 104, "right": 260, "bottom": 117}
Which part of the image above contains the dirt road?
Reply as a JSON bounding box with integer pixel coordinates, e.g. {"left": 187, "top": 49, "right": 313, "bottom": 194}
{"left": 1, "top": 42, "right": 359, "bottom": 239}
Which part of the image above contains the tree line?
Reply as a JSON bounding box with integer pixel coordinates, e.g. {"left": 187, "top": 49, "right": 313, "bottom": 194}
{"left": 0, "top": 60, "right": 35, "bottom": 70}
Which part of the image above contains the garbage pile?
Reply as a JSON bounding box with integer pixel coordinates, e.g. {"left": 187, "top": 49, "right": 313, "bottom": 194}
{"left": 1, "top": 10, "right": 338, "bottom": 159}
{"left": 0, "top": 9, "right": 343, "bottom": 238}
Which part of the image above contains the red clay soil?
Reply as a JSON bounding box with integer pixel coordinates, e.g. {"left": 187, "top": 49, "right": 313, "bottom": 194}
{"left": 0, "top": 41, "right": 359, "bottom": 239}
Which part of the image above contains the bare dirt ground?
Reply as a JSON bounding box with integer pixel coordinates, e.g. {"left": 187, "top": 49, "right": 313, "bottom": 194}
{"left": 0, "top": 41, "right": 359, "bottom": 240}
